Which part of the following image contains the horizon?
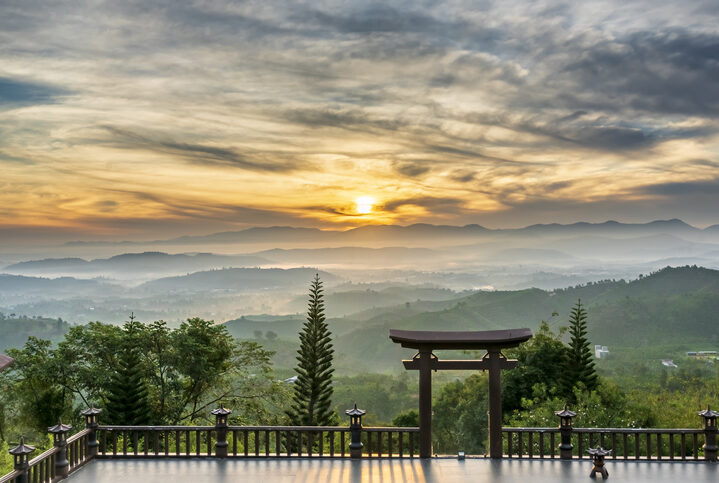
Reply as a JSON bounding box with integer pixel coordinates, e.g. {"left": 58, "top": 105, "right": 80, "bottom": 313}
{"left": 2, "top": 1, "right": 719, "bottom": 244}
{"left": 3, "top": 217, "right": 719, "bottom": 248}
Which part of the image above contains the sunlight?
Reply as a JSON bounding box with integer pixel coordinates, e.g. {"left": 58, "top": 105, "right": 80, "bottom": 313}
{"left": 355, "top": 196, "right": 376, "bottom": 214}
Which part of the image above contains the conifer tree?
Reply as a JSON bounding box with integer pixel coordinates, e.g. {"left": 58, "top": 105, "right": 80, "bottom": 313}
{"left": 287, "top": 275, "right": 335, "bottom": 426}
{"left": 105, "top": 315, "right": 151, "bottom": 425}
{"left": 560, "top": 300, "right": 598, "bottom": 399}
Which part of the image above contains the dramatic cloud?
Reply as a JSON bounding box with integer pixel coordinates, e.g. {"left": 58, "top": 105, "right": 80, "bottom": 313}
{"left": 1, "top": 0, "right": 718, "bottom": 242}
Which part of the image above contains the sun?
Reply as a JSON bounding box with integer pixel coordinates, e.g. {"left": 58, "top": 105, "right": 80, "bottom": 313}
{"left": 355, "top": 196, "right": 376, "bottom": 214}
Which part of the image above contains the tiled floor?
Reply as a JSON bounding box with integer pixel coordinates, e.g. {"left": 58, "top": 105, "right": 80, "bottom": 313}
{"left": 67, "top": 457, "right": 719, "bottom": 482}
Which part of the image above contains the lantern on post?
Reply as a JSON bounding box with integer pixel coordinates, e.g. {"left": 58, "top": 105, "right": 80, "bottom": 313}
{"left": 82, "top": 407, "right": 101, "bottom": 428}
{"left": 49, "top": 420, "right": 72, "bottom": 479}
{"left": 9, "top": 437, "right": 35, "bottom": 483}
{"left": 587, "top": 447, "right": 611, "bottom": 479}
{"left": 211, "top": 404, "right": 232, "bottom": 458}
{"left": 555, "top": 404, "right": 576, "bottom": 460}
{"left": 698, "top": 405, "right": 719, "bottom": 462}
{"left": 345, "top": 403, "right": 366, "bottom": 459}
{"left": 81, "top": 407, "right": 102, "bottom": 458}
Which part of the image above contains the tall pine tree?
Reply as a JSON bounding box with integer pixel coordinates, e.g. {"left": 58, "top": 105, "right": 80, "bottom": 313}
{"left": 105, "top": 315, "right": 151, "bottom": 425}
{"left": 287, "top": 275, "right": 336, "bottom": 426}
{"left": 560, "top": 300, "right": 598, "bottom": 399}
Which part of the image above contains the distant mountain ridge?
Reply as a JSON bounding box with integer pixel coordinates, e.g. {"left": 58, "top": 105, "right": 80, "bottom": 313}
{"left": 139, "top": 267, "right": 340, "bottom": 292}
{"left": 4, "top": 252, "right": 269, "bottom": 276}
{"left": 63, "top": 219, "right": 718, "bottom": 248}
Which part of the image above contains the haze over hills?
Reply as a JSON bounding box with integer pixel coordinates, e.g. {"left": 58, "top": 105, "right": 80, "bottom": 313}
{"left": 2, "top": 218, "right": 719, "bottom": 329}
{"left": 59, "top": 219, "right": 719, "bottom": 251}
{"left": 3, "top": 252, "right": 270, "bottom": 280}
{"left": 6, "top": 266, "right": 717, "bottom": 376}
{"left": 139, "top": 267, "right": 340, "bottom": 292}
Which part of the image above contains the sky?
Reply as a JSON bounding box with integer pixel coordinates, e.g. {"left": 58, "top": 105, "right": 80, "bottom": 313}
{"left": 1, "top": 0, "right": 719, "bottom": 242}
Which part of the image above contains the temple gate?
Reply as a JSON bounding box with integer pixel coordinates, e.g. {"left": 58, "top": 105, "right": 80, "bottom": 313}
{"left": 389, "top": 328, "right": 532, "bottom": 458}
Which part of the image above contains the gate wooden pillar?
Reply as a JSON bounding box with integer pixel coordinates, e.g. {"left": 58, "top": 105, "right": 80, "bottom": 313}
{"left": 390, "top": 329, "right": 532, "bottom": 459}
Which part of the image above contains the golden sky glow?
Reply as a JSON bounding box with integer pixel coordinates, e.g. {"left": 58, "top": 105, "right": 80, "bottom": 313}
{"left": 1, "top": 1, "right": 718, "bottom": 242}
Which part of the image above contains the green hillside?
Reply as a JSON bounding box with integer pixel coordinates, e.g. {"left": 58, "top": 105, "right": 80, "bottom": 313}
{"left": 0, "top": 316, "right": 71, "bottom": 352}
{"left": 331, "top": 266, "right": 719, "bottom": 372}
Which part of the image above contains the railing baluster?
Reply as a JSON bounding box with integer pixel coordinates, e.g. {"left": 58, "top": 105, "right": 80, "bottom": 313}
{"left": 539, "top": 432, "right": 544, "bottom": 459}
{"left": 195, "top": 430, "right": 201, "bottom": 456}
{"left": 577, "top": 432, "right": 583, "bottom": 460}
{"left": 646, "top": 432, "right": 651, "bottom": 460}
{"left": 341, "top": 431, "right": 346, "bottom": 457}
{"left": 693, "top": 433, "right": 698, "bottom": 460}
{"left": 669, "top": 433, "right": 674, "bottom": 460}
{"left": 611, "top": 433, "right": 616, "bottom": 459}
{"left": 409, "top": 432, "right": 414, "bottom": 458}
{"left": 398, "top": 431, "right": 404, "bottom": 458}
{"left": 681, "top": 433, "right": 686, "bottom": 460}
{"left": 518, "top": 432, "right": 523, "bottom": 458}
{"left": 634, "top": 433, "right": 639, "bottom": 460}
{"left": 528, "top": 432, "right": 533, "bottom": 458}
{"left": 330, "top": 431, "right": 335, "bottom": 457}
{"left": 275, "top": 431, "right": 280, "bottom": 458}
{"left": 550, "top": 432, "right": 555, "bottom": 458}
{"left": 122, "top": 430, "right": 127, "bottom": 455}
{"left": 243, "top": 431, "right": 249, "bottom": 457}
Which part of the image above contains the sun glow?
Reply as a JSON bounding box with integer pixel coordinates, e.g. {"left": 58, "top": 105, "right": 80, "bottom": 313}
{"left": 355, "top": 196, "right": 376, "bottom": 214}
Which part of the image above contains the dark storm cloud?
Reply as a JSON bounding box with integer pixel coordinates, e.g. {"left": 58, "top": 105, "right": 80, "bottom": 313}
{"left": 552, "top": 30, "right": 719, "bottom": 116}
{"left": 284, "top": 107, "right": 406, "bottom": 132}
{"left": 394, "top": 161, "right": 431, "bottom": 177}
{"left": 382, "top": 196, "right": 466, "bottom": 214}
{"left": 641, "top": 178, "right": 719, "bottom": 196}
{"left": 99, "top": 127, "right": 300, "bottom": 173}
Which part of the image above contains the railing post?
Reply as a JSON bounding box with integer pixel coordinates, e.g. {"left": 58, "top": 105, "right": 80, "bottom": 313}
{"left": 49, "top": 420, "right": 72, "bottom": 480}
{"left": 698, "top": 405, "right": 719, "bottom": 462}
{"left": 9, "top": 437, "right": 35, "bottom": 483}
{"left": 555, "top": 404, "right": 576, "bottom": 459}
{"left": 211, "top": 404, "right": 232, "bottom": 458}
{"left": 81, "top": 407, "right": 102, "bottom": 458}
{"left": 346, "top": 403, "right": 366, "bottom": 459}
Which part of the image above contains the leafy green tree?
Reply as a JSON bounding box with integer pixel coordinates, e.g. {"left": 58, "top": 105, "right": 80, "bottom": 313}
{"left": 508, "top": 379, "right": 653, "bottom": 429}
{"left": 288, "top": 275, "right": 336, "bottom": 426}
{"left": 5, "top": 337, "right": 69, "bottom": 431}
{"left": 433, "top": 374, "right": 489, "bottom": 454}
{"left": 561, "top": 300, "right": 598, "bottom": 398}
{"left": 104, "top": 317, "right": 151, "bottom": 425}
{"left": 502, "top": 320, "right": 567, "bottom": 414}
{"left": 392, "top": 409, "right": 419, "bottom": 427}
{"left": 171, "top": 317, "right": 235, "bottom": 422}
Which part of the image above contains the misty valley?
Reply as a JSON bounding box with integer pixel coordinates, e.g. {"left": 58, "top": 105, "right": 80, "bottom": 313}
{"left": 2, "top": 219, "right": 719, "bottom": 372}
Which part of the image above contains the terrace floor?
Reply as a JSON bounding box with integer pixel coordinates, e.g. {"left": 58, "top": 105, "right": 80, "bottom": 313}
{"left": 67, "top": 457, "right": 719, "bottom": 482}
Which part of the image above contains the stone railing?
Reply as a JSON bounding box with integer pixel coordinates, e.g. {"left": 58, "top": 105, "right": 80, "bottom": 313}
{"left": 1, "top": 404, "right": 419, "bottom": 482}
{"left": 502, "top": 404, "right": 719, "bottom": 461}
{"left": 2, "top": 402, "right": 717, "bottom": 482}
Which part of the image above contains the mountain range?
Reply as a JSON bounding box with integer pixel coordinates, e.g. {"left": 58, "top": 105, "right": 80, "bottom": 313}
{"left": 63, "top": 219, "right": 719, "bottom": 248}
